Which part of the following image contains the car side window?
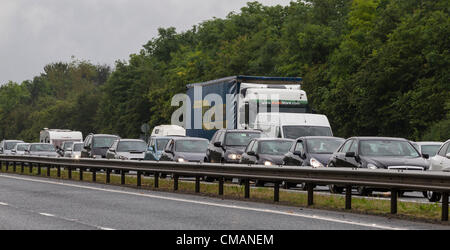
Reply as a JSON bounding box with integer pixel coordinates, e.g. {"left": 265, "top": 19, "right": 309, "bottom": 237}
{"left": 167, "top": 140, "right": 175, "bottom": 152}
{"left": 446, "top": 143, "right": 450, "bottom": 155}
{"left": 252, "top": 141, "right": 259, "bottom": 153}
{"left": 340, "top": 140, "right": 353, "bottom": 153}
{"left": 211, "top": 131, "right": 220, "bottom": 143}
{"left": 349, "top": 140, "right": 358, "bottom": 153}
{"left": 218, "top": 132, "right": 225, "bottom": 143}
{"left": 294, "top": 141, "right": 304, "bottom": 153}
{"left": 438, "top": 143, "right": 449, "bottom": 157}
{"left": 246, "top": 141, "right": 254, "bottom": 152}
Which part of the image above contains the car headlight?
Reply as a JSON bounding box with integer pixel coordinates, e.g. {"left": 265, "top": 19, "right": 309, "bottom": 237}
{"left": 228, "top": 154, "right": 240, "bottom": 160}
{"left": 367, "top": 163, "right": 378, "bottom": 170}
{"left": 74, "top": 155, "right": 80, "bottom": 159}
{"left": 310, "top": 158, "right": 324, "bottom": 168}
{"left": 178, "top": 158, "right": 186, "bottom": 163}
{"left": 264, "top": 161, "right": 273, "bottom": 166}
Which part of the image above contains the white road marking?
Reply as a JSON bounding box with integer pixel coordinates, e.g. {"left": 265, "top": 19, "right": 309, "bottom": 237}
{"left": 0, "top": 202, "right": 9, "bottom": 206}
{"left": 0, "top": 174, "right": 407, "bottom": 230}
{"left": 39, "top": 213, "right": 55, "bottom": 217}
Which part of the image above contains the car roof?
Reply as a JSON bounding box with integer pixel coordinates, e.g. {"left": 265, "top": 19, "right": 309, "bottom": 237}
{"left": 92, "top": 134, "right": 119, "bottom": 137}
{"left": 296, "top": 136, "right": 345, "bottom": 140}
{"left": 171, "top": 137, "right": 209, "bottom": 141}
{"left": 253, "top": 138, "right": 295, "bottom": 142}
{"left": 220, "top": 129, "right": 261, "bottom": 133}
{"left": 117, "top": 139, "right": 145, "bottom": 142}
{"left": 350, "top": 137, "right": 408, "bottom": 141}
{"left": 413, "top": 141, "right": 443, "bottom": 145}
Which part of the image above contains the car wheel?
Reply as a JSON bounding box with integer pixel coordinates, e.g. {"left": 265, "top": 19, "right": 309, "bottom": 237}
{"left": 425, "top": 191, "right": 442, "bottom": 202}
{"left": 255, "top": 180, "right": 265, "bottom": 187}
{"left": 329, "top": 184, "right": 344, "bottom": 194}
{"left": 357, "top": 187, "right": 372, "bottom": 196}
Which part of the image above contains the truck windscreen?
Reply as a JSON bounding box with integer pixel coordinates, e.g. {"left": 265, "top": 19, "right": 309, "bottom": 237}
{"left": 283, "top": 126, "right": 332, "bottom": 139}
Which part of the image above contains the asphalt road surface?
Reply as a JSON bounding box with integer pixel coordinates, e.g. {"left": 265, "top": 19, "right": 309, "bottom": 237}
{"left": 0, "top": 173, "right": 447, "bottom": 230}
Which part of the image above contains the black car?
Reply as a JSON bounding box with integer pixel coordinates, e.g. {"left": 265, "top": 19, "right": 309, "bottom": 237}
{"left": 206, "top": 129, "right": 262, "bottom": 163}
{"left": 327, "top": 137, "right": 429, "bottom": 195}
{"left": 283, "top": 136, "right": 345, "bottom": 167}
{"left": 159, "top": 137, "right": 209, "bottom": 163}
{"left": 240, "top": 138, "right": 295, "bottom": 186}
{"left": 282, "top": 136, "right": 345, "bottom": 189}
{"left": 81, "top": 134, "right": 120, "bottom": 158}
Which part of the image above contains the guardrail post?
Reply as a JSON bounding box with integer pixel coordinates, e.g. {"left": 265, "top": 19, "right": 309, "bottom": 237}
{"left": 274, "top": 182, "right": 280, "bottom": 202}
{"left": 154, "top": 172, "right": 159, "bottom": 188}
{"left": 37, "top": 164, "right": 41, "bottom": 175}
{"left": 244, "top": 179, "right": 250, "bottom": 199}
{"left": 5, "top": 161, "right": 9, "bottom": 172}
{"left": 68, "top": 167, "right": 72, "bottom": 179}
{"left": 442, "top": 193, "right": 449, "bottom": 222}
{"left": 29, "top": 163, "right": 33, "bottom": 174}
{"left": 92, "top": 170, "right": 96, "bottom": 182}
{"left": 345, "top": 186, "right": 352, "bottom": 210}
{"left": 121, "top": 170, "right": 126, "bottom": 185}
{"left": 174, "top": 175, "right": 179, "bottom": 191}
{"left": 13, "top": 161, "right": 16, "bottom": 172}
{"left": 79, "top": 168, "right": 83, "bottom": 181}
{"left": 195, "top": 176, "right": 201, "bottom": 193}
{"left": 391, "top": 189, "right": 398, "bottom": 214}
{"left": 21, "top": 162, "right": 24, "bottom": 173}
{"left": 57, "top": 166, "right": 61, "bottom": 178}
{"left": 307, "top": 183, "right": 314, "bottom": 206}
{"left": 219, "top": 178, "right": 224, "bottom": 196}
{"left": 106, "top": 169, "right": 110, "bottom": 183}
{"left": 46, "top": 165, "right": 51, "bottom": 177}
{"left": 137, "top": 171, "right": 142, "bottom": 187}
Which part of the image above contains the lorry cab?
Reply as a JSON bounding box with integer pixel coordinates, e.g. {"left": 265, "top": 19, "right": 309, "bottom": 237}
{"left": 252, "top": 113, "right": 333, "bottom": 139}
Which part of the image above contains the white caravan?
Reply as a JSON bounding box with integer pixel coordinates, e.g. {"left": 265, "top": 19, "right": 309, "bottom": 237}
{"left": 39, "top": 129, "right": 83, "bottom": 148}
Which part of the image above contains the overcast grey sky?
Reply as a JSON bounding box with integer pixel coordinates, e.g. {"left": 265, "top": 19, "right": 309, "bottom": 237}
{"left": 0, "top": 0, "right": 292, "bottom": 85}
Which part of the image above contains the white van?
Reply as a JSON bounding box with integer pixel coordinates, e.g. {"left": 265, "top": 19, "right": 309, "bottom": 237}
{"left": 151, "top": 125, "right": 186, "bottom": 137}
{"left": 251, "top": 113, "right": 333, "bottom": 139}
{"left": 39, "top": 128, "right": 83, "bottom": 148}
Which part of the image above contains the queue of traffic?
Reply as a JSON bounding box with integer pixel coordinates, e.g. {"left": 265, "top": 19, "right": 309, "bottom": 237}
{"left": 1, "top": 125, "right": 448, "bottom": 203}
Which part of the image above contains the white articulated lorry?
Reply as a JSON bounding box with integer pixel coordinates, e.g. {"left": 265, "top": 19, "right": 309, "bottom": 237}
{"left": 184, "top": 76, "right": 332, "bottom": 140}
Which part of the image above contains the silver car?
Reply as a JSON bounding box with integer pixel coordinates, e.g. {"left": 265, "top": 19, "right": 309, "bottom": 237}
{"left": 65, "top": 142, "right": 83, "bottom": 159}
{"left": 106, "top": 139, "right": 147, "bottom": 160}
{"left": 0, "top": 140, "right": 25, "bottom": 154}
{"left": 412, "top": 141, "right": 443, "bottom": 158}
{"left": 425, "top": 139, "right": 450, "bottom": 202}
{"left": 12, "top": 143, "right": 30, "bottom": 156}
{"left": 25, "top": 143, "right": 59, "bottom": 157}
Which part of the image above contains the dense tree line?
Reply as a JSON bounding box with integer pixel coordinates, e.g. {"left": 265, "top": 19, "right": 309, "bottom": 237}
{"left": 0, "top": 0, "right": 448, "bottom": 142}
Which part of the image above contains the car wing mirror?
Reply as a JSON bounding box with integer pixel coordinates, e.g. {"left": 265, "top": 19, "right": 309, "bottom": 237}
{"left": 345, "top": 152, "right": 356, "bottom": 158}
{"left": 165, "top": 149, "right": 173, "bottom": 154}
{"left": 213, "top": 141, "right": 222, "bottom": 147}
{"left": 446, "top": 153, "right": 450, "bottom": 159}
{"left": 422, "top": 153, "right": 429, "bottom": 159}
{"left": 148, "top": 146, "right": 154, "bottom": 152}
{"left": 247, "top": 151, "right": 256, "bottom": 156}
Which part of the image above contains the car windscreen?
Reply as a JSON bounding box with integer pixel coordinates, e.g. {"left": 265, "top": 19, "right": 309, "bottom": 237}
{"left": 306, "top": 138, "right": 345, "bottom": 154}
{"left": 175, "top": 140, "right": 208, "bottom": 153}
{"left": 156, "top": 139, "right": 170, "bottom": 151}
{"left": 225, "top": 132, "right": 261, "bottom": 146}
{"left": 258, "top": 141, "right": 293, "bottom": 155}
{"left": 73, "top": 143, "right": 83, "bottom": 152}
{"left": 5, "top": 142, "right": 22, "bottom": 150}
{"left": 421, "top": 145, "right": 441, "bottom": 157}
{"left": 93, "top": 137, "right": 118, "bottom": 148}
{"left": 63, "top": 142, "right": 74, "bottom": 150}
{"left": 282, "top": 126, "right": 332, "bottom": 139}
{"left": 360, "top": 140, "right": 420, "bottom": 157}
{"left": 117, "top": 141, "right": 147, "bottom": 152}
{"left": 30, "top": 144, "right": 55, "bottom": 152}
{"left": 16, "top": 144, "right": 29, "bottom": 151}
